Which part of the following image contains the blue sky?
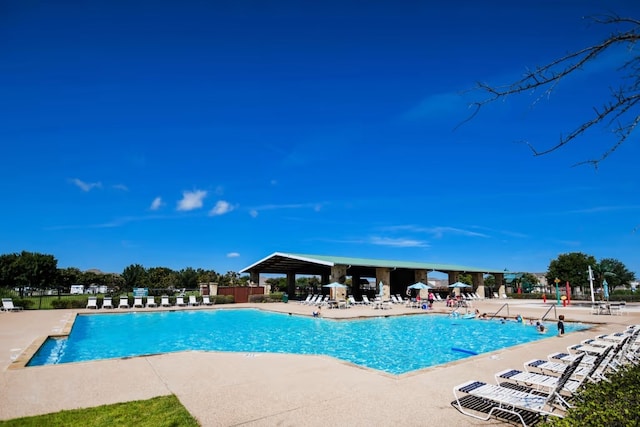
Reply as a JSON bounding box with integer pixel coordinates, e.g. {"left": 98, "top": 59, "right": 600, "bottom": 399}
{"left": 1, "top": 0, "right": 639, "bottom": 277}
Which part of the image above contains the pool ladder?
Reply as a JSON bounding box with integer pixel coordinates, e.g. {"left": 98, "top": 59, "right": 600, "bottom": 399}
{"left": 490, "top": 303, "right": 509, "bottom": 320}
{"left": 541, "top": 303, "right": 557, "bottom": 321}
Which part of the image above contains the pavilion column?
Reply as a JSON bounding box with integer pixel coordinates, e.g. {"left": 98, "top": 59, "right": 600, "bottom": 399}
{"left": 376, "top": 267, "right": 391, "bottom": 300}
{"left": 494, "top": 273, "right": 505, "bottom": 298}
{"left": 286, "top": 273, "right": 296, "bottom": 298}
{"left": 447, "top": 271, "right": 460, "bottom": 295}
{"left": 330, "top": 265, "right": 348, "bottom": 300}
{"left": 471, "top": 272, "right": 485, "bottom": 298}
{"left": 414, "top": 269, "right": 428, "bottom": 284}
{"left": 351, "top": 273, "right": 361, "bottom": 299}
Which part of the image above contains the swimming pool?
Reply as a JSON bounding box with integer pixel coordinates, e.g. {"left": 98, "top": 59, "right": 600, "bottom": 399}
{"left": 28, "top": 309, "right": 588, "bottom": 374}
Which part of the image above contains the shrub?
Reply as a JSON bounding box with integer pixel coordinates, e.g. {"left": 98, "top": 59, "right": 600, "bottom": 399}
{"left": 51, "top": 299, "right": 72, "bottom": 309}
{"left": 541, "top": 364, "right": 640, "bottom": 426}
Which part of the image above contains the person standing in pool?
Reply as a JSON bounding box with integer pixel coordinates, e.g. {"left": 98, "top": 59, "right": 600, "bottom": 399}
{"left": 557, "top": 314, "right": 565, "bottom": 336}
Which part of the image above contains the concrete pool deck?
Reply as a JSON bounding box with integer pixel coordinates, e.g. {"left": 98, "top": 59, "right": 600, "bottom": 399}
{"left": 1, "top": 299, "right": 639, "bottom": 426}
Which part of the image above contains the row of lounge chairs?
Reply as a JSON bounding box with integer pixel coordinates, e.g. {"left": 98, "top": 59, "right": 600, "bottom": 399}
{"left": 86, "top": 295, "right": 215, "bottom": 309}
{"left": 453, "top": 324, "right": 640, "bottom": 426}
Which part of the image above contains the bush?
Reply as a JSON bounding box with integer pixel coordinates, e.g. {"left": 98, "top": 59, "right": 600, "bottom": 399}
{"left": 541, "top": 364, "right": 640, "bottom": 426}
{"left": 51, "top": 299, "right": 72, "bottom": 309}
{"left": 11, "top": 298, "right": 32, "bottom": 309}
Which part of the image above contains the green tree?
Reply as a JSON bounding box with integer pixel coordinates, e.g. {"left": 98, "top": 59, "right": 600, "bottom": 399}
{"left": 9, "top": 251, "right": 58, "bottom": 296}
{"left": 56, "top": 267, "right": 82, "bottom": 292}
{"left": 121, "top": 264, "right": 148, "bottom": 291}
{"left": 594, "top": 258, "right": 636, "bottom": 290}
{"left": 546, "top": 252, "right": 597, "bottom": 296}
{"left": 147, "top": 267, "right": 176, "bottom": 290}
{"left": 177, "top": 267, "right": 199, "bottom": 289}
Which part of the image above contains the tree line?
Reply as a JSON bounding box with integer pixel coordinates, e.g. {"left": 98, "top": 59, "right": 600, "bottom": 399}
{"left": 0, "top": 251, "right": 250, "bottom": 296}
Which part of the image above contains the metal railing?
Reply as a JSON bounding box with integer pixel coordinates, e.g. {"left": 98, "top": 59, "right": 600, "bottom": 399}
{"left": 490, "top": 303, "right": 509, "bottom": 320}
{"left": 541, "top": 303, "right": 557, "bottom": 321}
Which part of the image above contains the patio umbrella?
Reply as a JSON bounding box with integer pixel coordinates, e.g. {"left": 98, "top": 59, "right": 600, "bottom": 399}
{"left": 603, "top": 279, "right": 610, "bottom": 301}
{"left": 407, "top": 282, "right": 432, "bottom": 290}
{"left": 378, "top": 281, "right": 384, "bottom": 297}
{"left": 448, "top": 282, "right": 471, "bottom": 288}
{"left": 323, "top": 282, "right": 347, "bottom": 288}
{"left": 323, "top": 282, "right": 347, "bottom": 299}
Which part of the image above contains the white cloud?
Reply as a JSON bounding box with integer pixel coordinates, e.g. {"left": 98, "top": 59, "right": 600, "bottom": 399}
{"left": 369, "top": 236, "right": 429, "bottom": 248}
{"left": 177, "top": 190, "right": 207, "bottom": 211}
{"left": 70, "top": 178, "right": 102, "bottom": 192}
{"left": 150, "top": 197, "right": 163, "bottom": 211}
{"left": 112, "top": 184, "right": 128, "bottom": 191}
{"left": 209, "top": 200, "right": 234, "bottom": 216}
{"left": 249, "top": 209, "right": 259, "bottom": 218}
{"left": 227, "top": 252, "right": 240, "bottom": 258}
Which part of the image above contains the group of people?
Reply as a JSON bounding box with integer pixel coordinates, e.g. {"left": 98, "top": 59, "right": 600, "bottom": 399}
{"left": 471, "top": 310, "right": 566, "bottom": 336}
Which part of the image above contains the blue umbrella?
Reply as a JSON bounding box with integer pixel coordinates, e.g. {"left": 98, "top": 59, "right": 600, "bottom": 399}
{"left": 408, "top": 282, "right": 432, "bottom": 290}
{"left": 448, "top": 281, "right": 471, "bottom": 288}
{"left": 603, "top": 279, "right": 609, "bottom": 301}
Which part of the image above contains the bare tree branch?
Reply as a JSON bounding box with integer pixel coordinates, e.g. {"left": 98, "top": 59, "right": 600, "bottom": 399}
{"left": 463, "top": 14, "right": 640, "bottom": 167}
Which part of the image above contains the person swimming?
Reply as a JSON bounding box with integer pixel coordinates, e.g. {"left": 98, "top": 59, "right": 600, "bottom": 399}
{"left": 535, "top": 321, "right": 547, "bottom": 333}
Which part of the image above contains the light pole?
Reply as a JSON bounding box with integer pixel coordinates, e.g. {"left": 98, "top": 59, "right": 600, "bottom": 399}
{"left": 554, "top": 277, "right": 561, "bottom": 306}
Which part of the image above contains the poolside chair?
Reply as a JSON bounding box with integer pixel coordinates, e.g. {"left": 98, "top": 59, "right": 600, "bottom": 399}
{"left": 160, "top": 295, "right": 171, "bottom": 307}
{"left": 86, "top": 296, "right": 99, "bottom": 309}
{"left": 146, "top": 296, "right": 157, "bottom": 308}
{"left": 361, "top": 295, "right": 373, "bottom": 306}
{"left": 496, "top": 347, "right": 611, "bottom": 397}
{"left": 118, "top": 295, "right": 130, "bottom": 309}
{"left": 202, "top": 295, "right": 214, "bottom": 305}
{"left": 1, "top": 298, "right": 23, "bottom": 312}
{"left": 453, "top": 353, "right": 584, "bottom": 426}
{"left": 299, "top": 294, "right": 313, "bottom": 305}
{"left": 102, "top": 296, "right": 114, "bottom": 309}
{"left": 133, "top": 296, "right": 144, "bottom": 308}
{"left": 188, "top": 295, "right": 200, "bottom": 306}
{"left": 176, "top": 296, "right": 187, "bottom": 306}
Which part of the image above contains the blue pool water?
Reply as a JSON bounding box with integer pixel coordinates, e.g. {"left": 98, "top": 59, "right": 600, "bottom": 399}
{"left": 28, "top": 309, "right": 588, "bottom": 374}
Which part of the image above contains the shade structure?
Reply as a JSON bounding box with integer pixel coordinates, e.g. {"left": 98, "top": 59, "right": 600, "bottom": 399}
{"left": 448, "top": 281, "right": 471, "bottom": 288}
{"left": 407, "top": 282, "right": 432, "bottom": 290}
{"left": 323, "top": 282, "right": 347, "bottom": 288}
{"left": 323, "top": 282, "right": 347, "bottom": 300}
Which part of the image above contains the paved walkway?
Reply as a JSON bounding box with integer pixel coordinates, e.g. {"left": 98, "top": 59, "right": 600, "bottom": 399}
{"left": 1, "top": 299, "right": 638, "bottom": 426}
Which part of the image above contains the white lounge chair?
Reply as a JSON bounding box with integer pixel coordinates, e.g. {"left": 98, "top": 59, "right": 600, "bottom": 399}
{"left": 102, "top": 296, "right": 114, "bottom": 309}
{"left": 176, "top": 296, "right": 187, "bottom": 306}
{"left": 1, "top": 298, "right": 23, "bottom": 312}
{"left": 201, "top": 295, "right": 214, "bottom": 305}
{"left": 453, "top": 353, "right": 584, "bottom": 426}
{"left": 188, "top": 295, "right": 200, "bottom": 306}
{"left": 146, "top": 296, "right": 157, "bottom": 308}
{"left": 299, "top": 294, "right": 313, "bottom": 305}
{"left": 361, "top": 295, "right": 373, "bottom": 306}
{"left": 133, "top": 296, "right": 144, "bottom": 308}
{"left": 160, "top": 295, "right": 171, "bottom": 307}
{"left": 496, "top": 347, "right": 611, "bottom": 396}
{"left": 118, "top": 295, "right": 130, "bottom": 309}
{"left": 86, "top": 296, "right": 98, "bottom": 309}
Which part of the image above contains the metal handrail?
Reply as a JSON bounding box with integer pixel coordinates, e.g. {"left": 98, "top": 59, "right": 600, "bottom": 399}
{"left": 541, "top": 303, "right": 557, "bottom": 321}
{"left": 490, "top": 303, "right": 509, "bottom": 320}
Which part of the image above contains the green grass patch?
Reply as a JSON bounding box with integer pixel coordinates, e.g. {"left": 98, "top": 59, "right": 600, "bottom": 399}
{"left": 0, "top": 395, "right": 199, "bottom": 427}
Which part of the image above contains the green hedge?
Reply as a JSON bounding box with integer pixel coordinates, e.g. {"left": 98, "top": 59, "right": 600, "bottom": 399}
{"left": 248, "top": 293, "right": 284, "bottom": 303}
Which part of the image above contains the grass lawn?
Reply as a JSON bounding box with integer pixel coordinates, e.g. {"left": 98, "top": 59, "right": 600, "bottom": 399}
{"left": 0, "top": 395, "right": 199, "bottom": 427}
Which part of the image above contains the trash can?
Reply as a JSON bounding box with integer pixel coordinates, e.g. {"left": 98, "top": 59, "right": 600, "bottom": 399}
{"left": 282, "top": 293, "right": 288, "bottom": 303}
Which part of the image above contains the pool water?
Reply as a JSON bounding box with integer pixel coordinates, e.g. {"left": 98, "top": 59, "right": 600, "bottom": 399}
{"left": 28, "top": 309, "right": 588, "bottom": 374}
